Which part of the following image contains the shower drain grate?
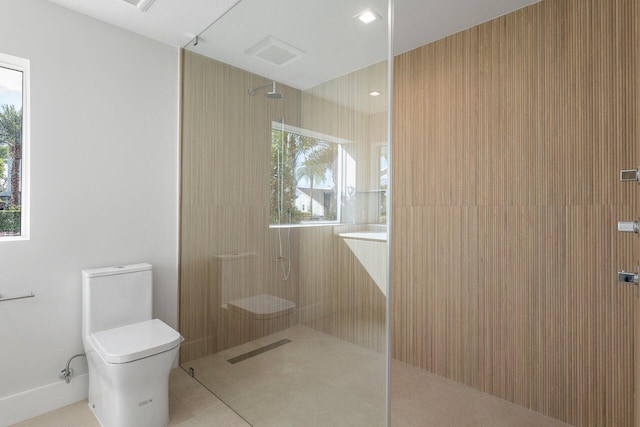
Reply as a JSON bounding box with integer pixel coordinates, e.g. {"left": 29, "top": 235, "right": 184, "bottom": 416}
{"left": 227, "top": 339, "right": 292, "bottom": 364}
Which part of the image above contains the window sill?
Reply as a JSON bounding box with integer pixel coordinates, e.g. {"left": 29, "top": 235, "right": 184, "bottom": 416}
{"left": 269, "top": 222, "right": 344, "bottom": 229}
{"left": 0, "top": 235, "right": 29, "bottom": 242}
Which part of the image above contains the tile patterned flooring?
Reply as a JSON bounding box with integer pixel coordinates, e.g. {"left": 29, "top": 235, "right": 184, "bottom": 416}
{"left": 13, "top": 326, "right": 570, "bottom": 427}
{"left": 11, "top": 369, "right": 250, "bottom": 427}
{"left": 391, "top": 360, "right": 570, "bottom": 427}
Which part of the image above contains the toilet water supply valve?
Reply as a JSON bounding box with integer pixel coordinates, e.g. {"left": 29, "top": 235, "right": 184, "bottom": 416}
{"left": 59, "top": 353, "right": 86, "bottom": 384}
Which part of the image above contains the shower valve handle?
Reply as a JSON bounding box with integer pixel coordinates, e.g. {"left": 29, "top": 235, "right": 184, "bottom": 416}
{"left": 618, "top": 219, "right": 640, "bottom": 234}
{"left": 618, "top": 270, "right": 639, "bottom": 285}
{"left": 620, "top": 167, "right": 640, "bottom": 182}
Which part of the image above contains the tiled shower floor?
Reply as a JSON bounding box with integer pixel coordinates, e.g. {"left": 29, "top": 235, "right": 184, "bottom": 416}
{"left": 15, "top": 325, "right": 570, "bottom": 427}
{"left": 185, "top": 325, "right": 569, "bottom": 427}
{"left": 184, "top": 325, "right": 387, "bottom": 427}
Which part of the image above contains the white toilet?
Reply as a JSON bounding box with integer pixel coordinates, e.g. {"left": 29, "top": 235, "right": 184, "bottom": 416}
{"left": 82, "top": 263, "right": 183, "bottom": 427}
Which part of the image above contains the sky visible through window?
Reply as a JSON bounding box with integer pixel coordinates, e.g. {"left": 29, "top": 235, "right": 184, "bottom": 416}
{"left": 0, "top": 67, "right": 22, "bottom": 108}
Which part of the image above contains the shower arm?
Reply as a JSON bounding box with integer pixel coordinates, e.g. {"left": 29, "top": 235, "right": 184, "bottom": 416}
{"left": 248, "top": 82, "right": 275, "bottom": 96}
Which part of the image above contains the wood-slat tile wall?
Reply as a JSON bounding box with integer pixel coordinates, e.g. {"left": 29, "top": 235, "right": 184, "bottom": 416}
{"left": 297, "top": 63, "right": 388, "bottom": 352}
{"left": 180, "top": 51, "right": 389, "bottom": 363}
{"left": 180, "top": 51, "right": 302, "bottom": 363}
{"left": 392, "top": 0, "right": 639, "bottom": 425}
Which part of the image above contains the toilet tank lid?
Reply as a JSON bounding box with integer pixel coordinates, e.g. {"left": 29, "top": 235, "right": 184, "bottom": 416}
{"left": 90, "top": 319, "right": 182, "bottom": 364}
{"left": 82, "top": 263, "right": 152, "bottom": 278}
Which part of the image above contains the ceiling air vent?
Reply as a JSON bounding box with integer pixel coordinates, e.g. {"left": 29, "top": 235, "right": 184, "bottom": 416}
{"left": 121, "top": 0, "right": 156, "bottom": 12}
{"left": 245, "top": 36, "right": 306, "bottom": 66}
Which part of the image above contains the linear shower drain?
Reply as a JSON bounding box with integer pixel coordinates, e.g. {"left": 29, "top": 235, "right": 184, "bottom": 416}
{"left": 227, "top": 339, "right": 292, "bottom": 364}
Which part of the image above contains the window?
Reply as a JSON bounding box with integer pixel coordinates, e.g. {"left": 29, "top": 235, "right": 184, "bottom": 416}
{"left": 270, "top": 122, "right": 355, "bottom": 225}
{"left": 0, "top": 53, "right": 29, "bottom": 240}
{"left": 377, "top": 143, "right": 388, "bottom": 224}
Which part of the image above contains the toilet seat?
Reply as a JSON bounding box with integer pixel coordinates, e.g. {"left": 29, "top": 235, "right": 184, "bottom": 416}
{"left": 90, "top": 319, "right": 182, "bottom": 364}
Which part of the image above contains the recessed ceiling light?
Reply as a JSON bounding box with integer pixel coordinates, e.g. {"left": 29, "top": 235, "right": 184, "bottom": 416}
{"left": 369, "top": 91, "right": 381, "bottom": 97}
{"left": 355, "top": 8, "right": 381, "bottom": 24}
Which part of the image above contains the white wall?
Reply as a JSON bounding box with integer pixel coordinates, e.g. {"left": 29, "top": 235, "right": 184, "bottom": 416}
{"left": 0, "top": 1, "right": 180, "bottom": 424}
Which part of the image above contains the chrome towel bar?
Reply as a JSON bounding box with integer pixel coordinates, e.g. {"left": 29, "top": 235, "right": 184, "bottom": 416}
{"left": 0, "top": 292, "right": 35, "bottom": 302}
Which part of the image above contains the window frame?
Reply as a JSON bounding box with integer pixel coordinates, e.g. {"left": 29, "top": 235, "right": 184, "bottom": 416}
{"left": 0, "top": 52, "right": 30, "bottom": 241}
{"left": 270, "top": 121, "right": 352, "bottom": 227}
{"left": 369, "top": 142, "right": 388, "bottom": 224}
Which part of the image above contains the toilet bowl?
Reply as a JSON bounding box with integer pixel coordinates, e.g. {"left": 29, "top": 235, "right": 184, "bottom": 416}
{"left": 82, "top": 263, "right": 183, "bottom": 427}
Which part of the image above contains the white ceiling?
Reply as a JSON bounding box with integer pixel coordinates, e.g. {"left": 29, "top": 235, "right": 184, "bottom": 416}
{"left": 47, "top": 0, "right": 541, "bottom": 88}
{"left": 394, "top": 0, "right": 540, "bottom": 54}
{"left": 188, "top": 0, "right": 389, "bottom": 90}
{"left": 47, "top": 0, "right": 241, "bottom": 47}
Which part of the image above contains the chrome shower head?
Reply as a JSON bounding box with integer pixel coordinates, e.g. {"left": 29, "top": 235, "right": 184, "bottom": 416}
{"left": 248, "top": 81, "right": 283, "bottom": 99}
{"left": 267, "top": 90, "right": 284, "bottom": 99}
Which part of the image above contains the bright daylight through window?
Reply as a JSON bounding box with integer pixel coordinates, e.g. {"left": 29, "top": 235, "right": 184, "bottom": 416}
{"left": 0, "top": 53, "right": 28, "bottom": 239}
{"left": 270, "top": 122, "right": 355, "bottom": 225}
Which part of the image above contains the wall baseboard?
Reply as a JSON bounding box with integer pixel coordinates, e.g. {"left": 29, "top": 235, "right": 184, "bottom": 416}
{"left": 0, "top": 373, "right": 88, "bottom": 426}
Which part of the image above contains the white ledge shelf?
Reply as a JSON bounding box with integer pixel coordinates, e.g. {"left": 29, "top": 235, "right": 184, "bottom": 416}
{"left": 338, "top": 231, "right": 387, "bottom": 242}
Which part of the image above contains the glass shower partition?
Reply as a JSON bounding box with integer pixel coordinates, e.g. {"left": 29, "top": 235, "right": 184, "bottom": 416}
{"left": 179, "top": 0, "right": 392, "bottom": 425}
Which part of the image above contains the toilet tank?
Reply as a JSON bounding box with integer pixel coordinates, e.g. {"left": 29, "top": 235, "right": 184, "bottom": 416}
{"left": 82, "top": 263, "right": 153, "bottom": 338}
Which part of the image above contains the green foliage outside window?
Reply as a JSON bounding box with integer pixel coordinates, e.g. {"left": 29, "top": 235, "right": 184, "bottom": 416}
{"left": 0, "top": 209, "right": 20, "bottom": 234}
